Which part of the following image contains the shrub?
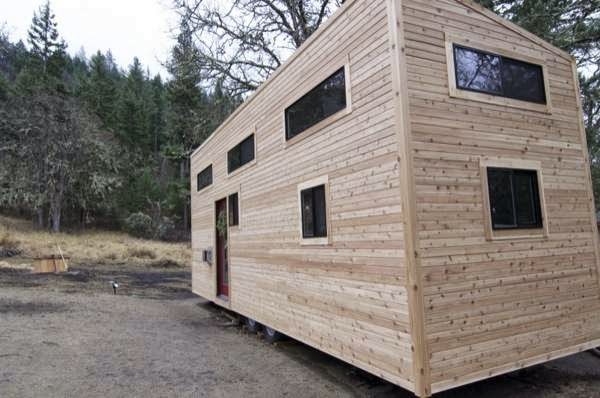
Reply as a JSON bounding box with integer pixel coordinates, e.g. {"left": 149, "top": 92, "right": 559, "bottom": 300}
{"left": 123, "top": 212, "right": 154, "bottom": 239}
{"left": 156, "top": 217, "right": 176, "bottom": 241}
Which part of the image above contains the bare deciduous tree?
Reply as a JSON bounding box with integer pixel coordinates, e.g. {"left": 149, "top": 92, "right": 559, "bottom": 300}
{"left": 172, "top": 0, "right": 342, "bottom": 95}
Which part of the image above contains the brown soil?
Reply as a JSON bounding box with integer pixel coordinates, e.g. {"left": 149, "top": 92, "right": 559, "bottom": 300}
{"left": 0, "top": 263, "right": 598, "bottom": 398}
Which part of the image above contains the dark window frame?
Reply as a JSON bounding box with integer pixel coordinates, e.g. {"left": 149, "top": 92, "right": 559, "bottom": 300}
{"left": 487, "top": 167, "right": 543, "bottom": 230}
{"left": 197, "top": 165, "right": 213, "bottom": 192}
{"left": 228, "top": 193, "right": 239, "bottom": 227}
{"left": 300, "top": 184, "right": 328, "bottom": 239}
{"left": 227, "top": 134, "right": 255, "bottom": 174}
{"left": 285, "top": 67, "right": 347, "bottom": 141}
{"left": 453, "top": 44, "right": 547, "bottom": 105}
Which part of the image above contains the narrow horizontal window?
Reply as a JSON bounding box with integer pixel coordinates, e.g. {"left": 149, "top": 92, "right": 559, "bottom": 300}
{"left": 197, "top": 165, "right": 212, "bottom": 192}
{"left": 285, "top": 67, "right": 347, "bottom": 140}
{"left": 487, "top": 168, "right": 542, "bottom": 230}
{"left": 301, "top": 185, "right": 327, "bottom": 238}
{"left": 228, "top": 193, "right": 239, "bottom": 226}
{"left": 454, "top": 45, "right": 546, "bottom": 104}
{"left": 228, "top": 134, "right": 255, "bottom": 174}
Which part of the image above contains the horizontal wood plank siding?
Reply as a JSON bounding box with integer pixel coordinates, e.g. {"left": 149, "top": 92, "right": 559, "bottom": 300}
{"left": 401, "top": 0, "right": 600, "bottom": 393}
{"left": 191, "top": 0, "right": 414, "bottom": 391}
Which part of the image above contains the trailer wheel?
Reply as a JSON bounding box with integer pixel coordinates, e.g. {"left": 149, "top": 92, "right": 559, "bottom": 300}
{"left": 245, "top": 317, "right": 262, "bottom": 333}
{"left": 263, "top": 326, "right": 283, "bottom": 343}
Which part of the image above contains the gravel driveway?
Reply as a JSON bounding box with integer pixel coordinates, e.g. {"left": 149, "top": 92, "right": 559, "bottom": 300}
{"left": 0, "top": 264, "right": 599, "bottom": 398}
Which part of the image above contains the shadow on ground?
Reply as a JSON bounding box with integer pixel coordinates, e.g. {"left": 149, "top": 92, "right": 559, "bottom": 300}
{"left": 0, "top": 263, "right": 194, "bottom": 300}
{"left": 205, "top": 303, "right": 600, "bottom": 398}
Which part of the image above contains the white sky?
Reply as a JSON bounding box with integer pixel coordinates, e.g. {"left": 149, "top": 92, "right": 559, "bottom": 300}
{"left": 1, "top": 0, "right": 177, "bottom": 77}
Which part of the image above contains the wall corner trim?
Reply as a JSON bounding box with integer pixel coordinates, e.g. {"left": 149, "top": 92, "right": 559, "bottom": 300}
{"left": 386, "top": 0, "right": 431, "bottom": 396}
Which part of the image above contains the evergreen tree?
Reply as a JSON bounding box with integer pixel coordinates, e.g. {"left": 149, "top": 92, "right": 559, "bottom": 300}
{"left": 150, "top": 74, "right": 167, "bottom": 155}
{"left": 84, "top": 51, "right": 119, "bottom": 129}
{"left": 117, "top": 57, "right": 153, "bottom": 150}
{"left": 165, "top": 17, "right": 207, "bottom": 230}
{"left": 27, "top": 0, "right": 67, "bottom": 80}
{"left": 1, "top": 2, "right": 242, "bottom": 238}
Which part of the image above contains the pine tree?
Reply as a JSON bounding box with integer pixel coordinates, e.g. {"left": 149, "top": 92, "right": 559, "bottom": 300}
{"left": 166, "top": 17, "right": 207, "bottom": 155}
{"left": 165, "top": 17, "right": 207, "bottom": 231}
{"left": 27, "top": 0, "right": 66, "bottom": 79}
{"left": 150, "top": 74, "right": 167, "bottom": 155}
{"left": 84, "top": 51, "right": 119, "bottom": 129}
{"left": 117, "top": 57, "right": 153, "bottom": 150}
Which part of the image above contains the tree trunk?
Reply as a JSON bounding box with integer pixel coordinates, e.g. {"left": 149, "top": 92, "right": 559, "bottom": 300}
{"left": 80, "top": 208, "right": 85, "bottom": 229}
{"left": 50, "top": 175, "right": 65, "bottom": 233}
{"left": 36, "top": 207, "right": 44, "bottom": 229}
{"left": 181, "top": 159, "right": 190, "bottom": 233}
{"left": 50, "top": 204, "right": 61, "bottom": 233}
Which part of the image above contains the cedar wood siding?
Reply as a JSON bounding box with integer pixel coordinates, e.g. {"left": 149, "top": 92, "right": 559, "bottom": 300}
{"left": 401, "top": 0, "right": 600, "bottom": 394}
{"left": 191, "top": 0, "right": 415, "bottom": 390}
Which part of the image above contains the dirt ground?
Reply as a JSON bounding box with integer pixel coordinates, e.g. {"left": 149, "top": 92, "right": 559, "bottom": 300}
{"left": 0, "top": 262, "right": 599, "bottom": 398}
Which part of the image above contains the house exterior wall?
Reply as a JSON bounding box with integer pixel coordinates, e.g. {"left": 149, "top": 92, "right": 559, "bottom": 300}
{"left": 400, "top": 0, "right": 600, "bottom": 393}
{"left": 190, "top": 0, "right": 415, "bottom": 390}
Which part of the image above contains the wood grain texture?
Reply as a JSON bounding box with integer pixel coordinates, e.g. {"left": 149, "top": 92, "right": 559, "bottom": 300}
{"left": 191, "top": 0, "right": 600, "bottom": 396}
{"left": 402, "top": 0, "right": 600, "bottom": 393}
{"left": 387, "top": 0, "right": 431, "bottom": 395}
{"left": 191, "top": 0, "right": 415, "bottom": 391}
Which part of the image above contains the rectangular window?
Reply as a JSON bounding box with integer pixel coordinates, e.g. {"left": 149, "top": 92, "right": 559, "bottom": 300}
{"left": 197, "top": 165, "right": 212, "bottom": 192}
{"left": 228, "top": 193, "right": 239, "bottom": 226}
{"left": 228, "top": 134, "right": 255, "bottom": 174}
{"left": 454, "top": 45, "right": 546, "bottom": 104}
{"left": 300, "top": 185, "right": 327, "bottom": 238}
{"left": 487, "top": 168, "right": 543, "bottom": 230}
{"left": 285, "top": 67, "right": 347, "bottom": 140}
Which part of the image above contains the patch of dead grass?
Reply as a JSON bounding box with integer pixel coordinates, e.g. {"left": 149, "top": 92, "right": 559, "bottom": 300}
{"left": 0, "top": 215, "right": 191, "bottom": 266}
{"left": 0, "top": 230, "right": 20, "bottom": 249}
{"left": 126, "top": 247, "right": 157, "bottom": 260}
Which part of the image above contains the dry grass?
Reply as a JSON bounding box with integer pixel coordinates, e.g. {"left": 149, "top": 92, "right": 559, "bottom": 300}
{"left": 126, "top": 247, "right": 157, "bottom": 260}
{"left": 0, "top": 215, "right": 190, "bottom": 267}
{"left": 0, "top": 230, "right": 20, "bottom": 249}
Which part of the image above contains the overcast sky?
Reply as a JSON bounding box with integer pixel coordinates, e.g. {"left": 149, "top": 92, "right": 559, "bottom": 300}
{"left": 2, "top": 0, "right": 176, "bottom": 77}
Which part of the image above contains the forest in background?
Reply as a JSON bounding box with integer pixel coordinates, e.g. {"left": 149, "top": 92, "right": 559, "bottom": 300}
{"left": 0, "top": 1, "right": 240, "bottom": 239}
{"left": 0, "top": 0, "right": 598, "bottom": 240}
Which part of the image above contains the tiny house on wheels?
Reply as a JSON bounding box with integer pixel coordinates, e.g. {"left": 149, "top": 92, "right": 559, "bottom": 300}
{"left": 190, "top": 0, "right": 600, "bottom": 396}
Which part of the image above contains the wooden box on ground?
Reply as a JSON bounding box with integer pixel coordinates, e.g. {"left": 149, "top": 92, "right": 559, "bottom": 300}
{"left": 190, "top": 0, "right": 600, "bottom": 396}
{"left": 33, "top": 255, "right": 69, "bottom": 274}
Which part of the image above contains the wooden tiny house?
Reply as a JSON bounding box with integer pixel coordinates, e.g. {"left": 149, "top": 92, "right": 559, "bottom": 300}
{"left": 190, "top": 0, "right": 600, "bottom": 396}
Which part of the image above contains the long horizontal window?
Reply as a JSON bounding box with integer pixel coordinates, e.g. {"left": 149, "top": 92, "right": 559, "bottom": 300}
{"left": 454, "top": 45, "right": 546, "bottom": 104}
{"left": 285, "top": 67, "right": 347, "bottom": 141}
{"left": 227, "top": 134, "right": 255, "bottom": 174}
{"left": 197, "top": 165, "right": 212, "bottom": 192}
{"left": 487, "top": 168, "right": 543, "bottom": 230}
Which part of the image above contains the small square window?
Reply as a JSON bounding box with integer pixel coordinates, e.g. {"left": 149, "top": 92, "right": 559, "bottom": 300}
{"left": 228, "top": 193, "right": 239, "bottom": 226}
{"left": 300, "top": 185, "right": 327, "bottom": 239}
{"left": 487, "top": 168, "right": 542, "bottom": 230}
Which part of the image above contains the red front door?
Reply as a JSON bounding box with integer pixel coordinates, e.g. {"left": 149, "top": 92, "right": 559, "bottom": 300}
{"left": 215, "top": 198, "right": 229, "bottom": 297}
